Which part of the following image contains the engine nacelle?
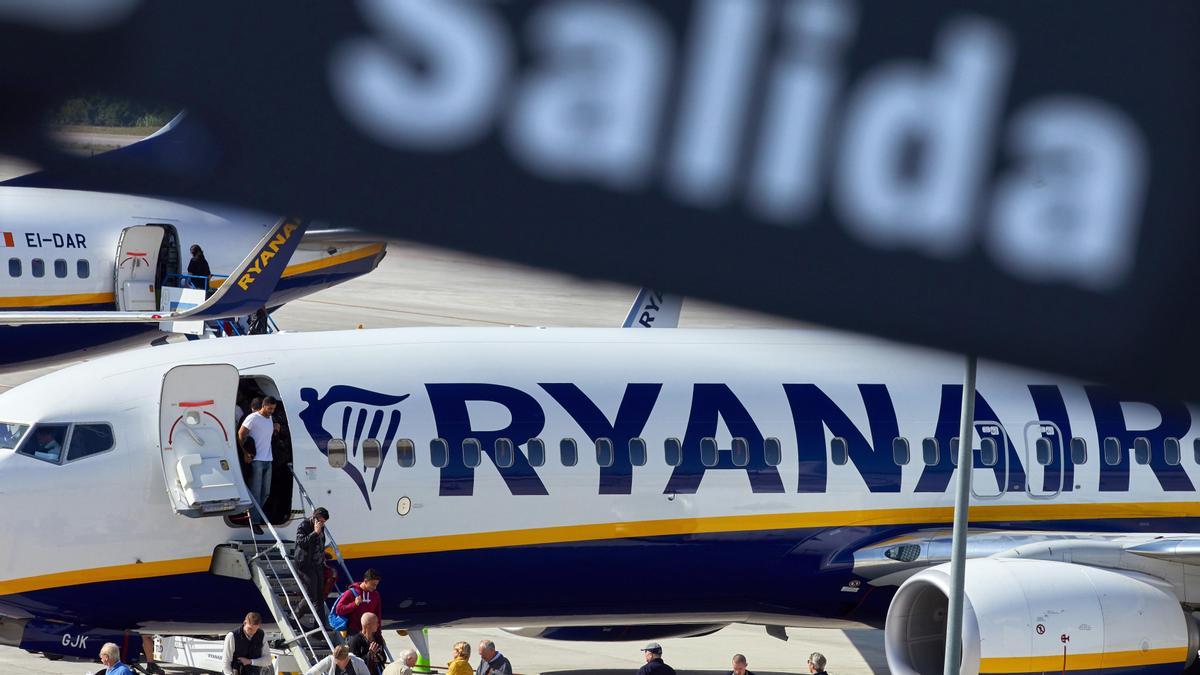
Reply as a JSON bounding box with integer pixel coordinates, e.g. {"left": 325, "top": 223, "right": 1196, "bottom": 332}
{"left": 885, "top": 558, "right": 1195, "bottom": 675}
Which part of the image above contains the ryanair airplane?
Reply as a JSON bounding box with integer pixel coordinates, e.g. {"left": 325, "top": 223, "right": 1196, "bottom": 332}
{"left": 0, "top": 327, "right": 1196, "bottom": 674}
{"left": 0, "top": 114, "right": 387, "bottom": 370}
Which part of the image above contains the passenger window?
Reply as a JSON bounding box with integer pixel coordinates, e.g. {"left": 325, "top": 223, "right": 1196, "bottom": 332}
{"left": 1195, "top": 438, "right": 1200, "bottom": 465}
{"left": 830, "top": 437, "right": 848, "bottom": 466}
{"left": 629, "top": 437, "right": 647, "bottom": 467}
{"left": 327, "top": 439, "right": 348, "bottom": 468}
{"left": 362, "top": 439, "right": 382, "bottom": 468}
{"left": 430, "top": 438, "right": 449, "bottom": 468}
{"left": 54, "top": 259, "right": 67, "bottom": 278}
{"left": 31, "top": 258, "right": 44, "bottom": 278}
{"left": 1133, "top": 437, "right": 1150, "bottom": 465}
{"left": 494, "top": 438, "right": 514, "bottom": 468}
{"left": 526, "top": 438, "right": 546, "bottom": 467}
{"left": 922, "top": 438, "right": 939, "bottom": 466}
{"left": 1070, "top": 437, "right": 1087, "bottom": 464}
{"left": 1164, "top": 438, "right": 1180, "bottom": 466}
{"left": 560, "top": 438, "right": 578, "bottom": 467}
{"left": 1035, "top": 437, "right": 1053, "bottom": 466}
{"left": 1103, "top": 437, "right": 1121, "bottom": 466}
{"left": 77, "top": 259, "right": 89, "bottom": 278}
{"left": 396, "top": 439, "right": 415, "bottom": 467}
{"left": 463, "top": 438, "right": 482, "bottom": 468}
{"left": 730, "top": 437, "right": 749, "bottom": 467}
{"left": 7, "top": 258, "right": 19, "bottom": 277}
{"left": 595, "top": 437, "right": 614, "bottom": 468}
{"left": 892, "top": 437, "right": 909, "bottom": 466}
{"left": 17, "top": 423, "right": 69, "bottom": 464}
{"left": 948, "top": 437, "right": 959, "bottom": 466}
{"left": 66, "top": 423, "right": 114, "bottom": 462}
{"left": 764, "top": 437, "right": 782, "bottom": 467}
{"left": 979, "top": 437, "right": 998, "bottom": 467}
{"left": 664, "top": 438, "right": 683, "bottom": 467}
{"left": 700, "top": 437, "right": 718, "bottom": 467}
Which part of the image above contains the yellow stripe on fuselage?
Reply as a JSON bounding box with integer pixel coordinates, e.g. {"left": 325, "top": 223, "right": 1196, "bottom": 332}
{"left": 0, "top": 292, "right": 114, "bottom": 308}
{"left": 281, "top": 243, "right": 385, "bottom": 279}
{"left": 2, "top": 501, "right": 1197, "bottom": 596}
{"left": 979, "top": 646, "right": 1188, "bottom": 672}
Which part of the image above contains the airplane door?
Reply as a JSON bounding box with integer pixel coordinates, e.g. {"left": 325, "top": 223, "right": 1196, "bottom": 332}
{"left": 115, "top": 225, "right": 165, "bottom": 311}
{"left": 969, "top": 422, "right": 1009, "bottom": 500}
{"left": 159, "top": 364, "right": 252, "bottom": 517}
{"left": 1023, "top": 421, "right": 1064, "bottom": 499}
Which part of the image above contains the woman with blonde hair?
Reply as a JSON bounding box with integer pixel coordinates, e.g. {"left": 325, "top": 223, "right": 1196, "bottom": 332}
{"left": 447, "top": 641, "right": 473, "bottom": 675}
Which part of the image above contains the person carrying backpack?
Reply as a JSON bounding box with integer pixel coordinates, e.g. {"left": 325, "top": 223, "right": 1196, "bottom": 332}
{"left": 333, "top": 568, "right": 383, "bottom": 635}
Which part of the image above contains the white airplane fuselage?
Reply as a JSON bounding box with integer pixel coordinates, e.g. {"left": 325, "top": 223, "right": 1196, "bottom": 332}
{"left": 0, "top": 328, "right": 1196, "bottom": 649}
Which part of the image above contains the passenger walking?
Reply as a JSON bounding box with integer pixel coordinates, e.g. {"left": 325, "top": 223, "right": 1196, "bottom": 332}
{"left": 222, "top": 612, "right": 272, "bottom": 675}
{"left": 637, "top": 643, "right": 675, "bottom": 675}
{"left": 294, "top": 507, "right": 330, "bottom": 627}
{"left": 188, "top": 244, "right": 212, "bottom": 288}
{"left": 447, "top": 641, "right": 473, "bottom": 675}
{"left": 383, "top": 649, "right": 418, "bottom": 675}
{"left": 808, "top": 652, "right": 829, "bottom": 675}
{"left": 239, "top": 396, "right": 278, "bottom": 530}
{"left": 98, "top": 642, "right": 134, "bottom": 675}
{"left": 334, "top": 568, "right": 383, "bottom": 635}
{"left": 475, "top": 639, "right": 512, "bottom": 675}
{"left": 346, "top": 612, "right": 388, "bottom": 675}
{"left": 729, "top": 653, "right": 754, "bottom": 675}
{"left": 307, "top": 644, "right": 371, "bottom": 675}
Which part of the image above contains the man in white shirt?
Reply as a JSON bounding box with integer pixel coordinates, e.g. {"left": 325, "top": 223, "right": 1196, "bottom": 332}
{"left": 238, "top": 396, "right": 278, "bottom": 531}
{"left": 222, "top": 612, "right": 272, "bottom": 675}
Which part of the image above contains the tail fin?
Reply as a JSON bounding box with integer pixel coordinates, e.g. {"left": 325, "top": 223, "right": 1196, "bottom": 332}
{"left": 0, "top": 216, "right": 307, "bottom": 324}
{"left": 623, "top": 288, "right": 683, "bottom": 328}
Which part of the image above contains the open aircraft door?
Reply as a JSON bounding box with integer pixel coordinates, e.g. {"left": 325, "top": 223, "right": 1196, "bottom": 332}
{"left": 1023, "top": 421, "right": 1065, "bottom": 499}
{"left": 115, "top": 224, "right": 165, "bottom": 311}
{"left": 159, "top": 364, "right": 252, "bottom": 517}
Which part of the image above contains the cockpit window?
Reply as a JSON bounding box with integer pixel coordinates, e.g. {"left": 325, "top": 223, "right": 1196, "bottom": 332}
{"left": 17, "top": 423, "right": 69, "bottom": 464}
{"left": 0, "top": 422, "right": 29, "bottom": 450}
{"left": 67, "top": 424, "right": 115, "bottom": 462}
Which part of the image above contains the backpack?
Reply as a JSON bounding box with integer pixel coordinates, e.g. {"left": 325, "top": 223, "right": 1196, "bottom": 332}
{"left": 327, "top": 586, "right": 360, "bottom": 632}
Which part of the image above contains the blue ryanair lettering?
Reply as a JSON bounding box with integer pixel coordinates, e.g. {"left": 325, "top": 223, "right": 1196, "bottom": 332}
{"left": 540, "top": 383, "right": 662, "bottom": 495}
{"left": 426, "top": 383, "right": 549, "bottom": 497}
{"left": 1086, "top": 386, "right": 1194, "bottom": 492}
{"left": 664, "top": 384, "right": 784, "bottom": 494}
{"left": 298, "top": 385, "right": 411, "bottom": 509}
{"left": 915, "top": 386, "right": 1027, "bottom": 493}
{"left": 785, "top": 384, "right": 901, "bottom": 493}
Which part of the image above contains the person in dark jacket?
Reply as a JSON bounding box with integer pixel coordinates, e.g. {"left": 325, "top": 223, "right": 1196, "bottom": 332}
{"left": 187, "top": 244, "right": 211, "bottom": 288}
{"left": 346, "top": 612, "right": 388, "bottom": 675}
{"left": 729, "top": 653, "right": 754, "bottom": 675}
{"left": 807, "top": 652, "right": 829, "bottom": 675}
{"left": 293, "top": 507, "right": 330, "bottom": 626}
{"left": 475, "top": 639, "right": 511, "bottom": 675}
{"left": 637, "top": 643, "right": 675, "bottom": 675}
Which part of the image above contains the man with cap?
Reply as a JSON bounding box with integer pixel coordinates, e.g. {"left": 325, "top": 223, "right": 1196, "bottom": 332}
{"left": 637, "top": 643, "right": 675, "bottom": 675}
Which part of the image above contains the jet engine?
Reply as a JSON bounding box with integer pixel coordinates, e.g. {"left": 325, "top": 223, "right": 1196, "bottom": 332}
{"left": 885, "top": 558, "right": 1196, "bottom": 675}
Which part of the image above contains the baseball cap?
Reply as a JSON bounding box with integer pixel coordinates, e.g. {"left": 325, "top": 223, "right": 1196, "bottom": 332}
{"left": 641, "top": 643, "right": 662, "bottom": 654}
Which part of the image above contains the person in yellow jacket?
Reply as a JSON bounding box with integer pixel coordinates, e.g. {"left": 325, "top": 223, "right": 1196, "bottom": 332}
{"left": 447, "top": 641, "right": 473, "bottom": 675}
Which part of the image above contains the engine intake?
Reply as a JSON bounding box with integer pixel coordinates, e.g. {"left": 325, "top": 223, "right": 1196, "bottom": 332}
{"left": 885, "top": 558, "right": 1194, "bottom": 675}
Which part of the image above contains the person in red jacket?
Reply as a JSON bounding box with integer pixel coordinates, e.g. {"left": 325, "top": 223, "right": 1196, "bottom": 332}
{"left": 334, "top": 568, "right": 383, "bottom": 635}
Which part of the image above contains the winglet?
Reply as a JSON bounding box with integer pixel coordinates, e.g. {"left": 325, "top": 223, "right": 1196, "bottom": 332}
{"left": 622, "top": 288, "right": 682, "bottom": 328}
{"left": 0, "top": 216, "right": 308, "bottom": 324}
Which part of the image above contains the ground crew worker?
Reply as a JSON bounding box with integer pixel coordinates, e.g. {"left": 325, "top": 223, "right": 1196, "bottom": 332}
{"left": 222, "top": 612, "right": 272, "bottom": 675}
{"left": 637, "top": 643, "right": 675, "bottom": 675}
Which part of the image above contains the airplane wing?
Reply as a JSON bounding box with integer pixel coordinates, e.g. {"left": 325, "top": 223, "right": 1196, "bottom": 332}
{"left": 622, "top": 288, "right": 682, "bottom": 328}
{"left": 0, "top": 216, "right": 307, "bottom": 325}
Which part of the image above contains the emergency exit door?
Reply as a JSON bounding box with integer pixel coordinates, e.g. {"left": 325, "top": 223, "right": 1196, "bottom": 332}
{"left": 115, "top": 224, "right": 165, "bottom": 311}
{"left": 159, "top": 364, "right": 252, "bottom": 517}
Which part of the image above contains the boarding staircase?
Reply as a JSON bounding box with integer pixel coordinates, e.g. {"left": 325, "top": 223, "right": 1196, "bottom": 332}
{"left": 221, "top": 466, "right": 392, "bottom": 672}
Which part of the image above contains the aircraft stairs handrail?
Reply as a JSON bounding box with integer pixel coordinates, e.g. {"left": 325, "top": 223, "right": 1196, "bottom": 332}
{"left": 244, "top": 496, "right": 339, "bottom": 671}
{"left": 288, "top": 463, "right": 397, "bottom": 665}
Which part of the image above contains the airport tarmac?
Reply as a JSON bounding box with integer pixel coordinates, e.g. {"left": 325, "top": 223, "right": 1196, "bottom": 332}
{"left": 0, "top": 242, "right": 886, "bottom": 673}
